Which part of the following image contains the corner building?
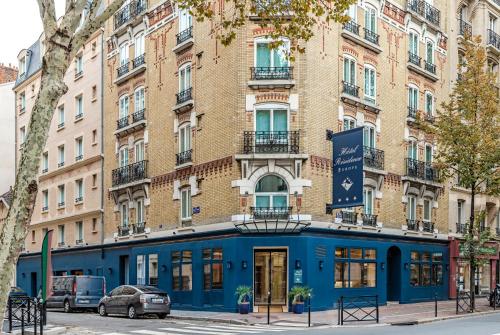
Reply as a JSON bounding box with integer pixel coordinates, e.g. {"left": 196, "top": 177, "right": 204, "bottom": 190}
{"left": 18, "top": 0, "right": 454, "bottom": 311}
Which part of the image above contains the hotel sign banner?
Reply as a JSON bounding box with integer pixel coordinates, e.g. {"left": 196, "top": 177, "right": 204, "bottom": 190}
{"left": 326, "top": 127, "right": 364, "bottom": 212}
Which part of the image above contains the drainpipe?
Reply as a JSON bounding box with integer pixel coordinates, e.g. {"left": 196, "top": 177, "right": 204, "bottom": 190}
{"left": 99, "top": 30, "right": 105, "bottom": 246}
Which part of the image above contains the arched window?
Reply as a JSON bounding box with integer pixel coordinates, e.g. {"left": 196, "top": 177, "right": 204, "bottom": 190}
{"left": 255, "top": 175, "right": 288, "bottom": 209}
{"left": 364, "top": 5, "right": 377, "bottom": 34}
{"left": 134, "top": 32, "right": 145, "bottom": 60}
{"left": 134, "top": 140, "right": 144, "bottom": 162}
{"left": 408, "top": 84, "right": 419, "bottom": 117}
{"left": 408, "top": 138, "right": 418, "bottom": 160}
{"left": 363, "top": 123, "right": 376, "bottom": 148}
{"left": 343, "top": 55, "right": 356, "bottom": 86}
{"left": 363, "top": 64, "right": 376, "bottom": 103}
{"left": 425, "top": 39, "right": 434, "bottom": 65}
{"left": 119, "top": 94, "right": 129, "bottom": 120}
{"left": 179, "top": 62, "right": 191, "bottom": 93}
{"left": 363, "top": 187, "right": 374, "bottom": 215}
{"left": 409, "top": 30, "right": 419, "bottom": 57}
{"left": 134, "top": 87, "right": 145, "bottom": 114}
{"left": 119, "top": 145, "right": 129, "bottom": 167}
{"left": 424, "top": 91, "right": 433, "bottom": 117}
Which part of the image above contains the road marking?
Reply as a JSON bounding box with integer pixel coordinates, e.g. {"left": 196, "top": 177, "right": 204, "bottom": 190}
{"left": 101, "top": 333, "right": 129, "bottom": 335}
{"left": 272, "top": 322, "right": 309, "bottom": 327}
{"left": 131, "top": 331, "right": 178, "bottom": 335}
{"left": 246, "top": 325, "right": 305, "bottom": 331}
{"left": 160, "top": 327, "right": 236, "bottom": 335}
{"left": 196, "top": 325, "right": 260, "bottom": 333}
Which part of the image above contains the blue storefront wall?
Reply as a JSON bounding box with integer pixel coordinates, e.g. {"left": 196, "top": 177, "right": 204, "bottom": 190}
{"left": 17, "top": 229, "right": 449, "bottom": 311}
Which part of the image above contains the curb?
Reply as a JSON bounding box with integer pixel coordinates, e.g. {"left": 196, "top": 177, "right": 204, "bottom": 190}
{"left": 167, "top": 315, "right": 249, "bottom": 325}
{"left": 390, "top": 309, "right": 500, "bottom": 326}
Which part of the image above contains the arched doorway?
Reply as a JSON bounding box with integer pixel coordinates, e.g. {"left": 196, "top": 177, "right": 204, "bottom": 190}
{"left": 387, "top": 246, "right": 402, "bottom": 302}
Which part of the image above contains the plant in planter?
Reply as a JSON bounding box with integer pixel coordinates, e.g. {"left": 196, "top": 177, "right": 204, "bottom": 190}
{"left": 235, "top": 286, "right": 252, "bottom": 314}
{"left": 288, "top": 286, "right": 312, "bottom": 314}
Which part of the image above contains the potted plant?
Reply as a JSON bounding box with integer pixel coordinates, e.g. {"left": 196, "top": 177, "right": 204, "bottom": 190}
{"left": 235, "top": 285, "right": 252, "bottom": 314}
{"left": 289, "top": 286, "right": 312, "bottom": 314}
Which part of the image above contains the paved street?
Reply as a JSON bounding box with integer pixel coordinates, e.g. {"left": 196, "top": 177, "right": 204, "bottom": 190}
{"left": 35, "top": 310, "right": 500, "bottom": 335}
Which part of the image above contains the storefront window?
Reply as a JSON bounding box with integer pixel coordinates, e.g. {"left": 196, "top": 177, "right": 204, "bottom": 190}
{"left": 203, "top": 248, "right": 223, "bottom": 290}
{"left": 335, "top": 247, "right": 377, "bottom": 288}
{"left": 172, "top": 250, "right": 192, "bottom": 291}
{"left": 148, "top": 254, "right": 158, "bottom": 286}
{"left": 410, "top": 251, "right": 443, "bottom": 287}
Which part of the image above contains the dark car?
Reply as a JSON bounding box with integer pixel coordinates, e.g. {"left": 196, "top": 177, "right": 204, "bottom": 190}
{"left": 46, "top": 276, "right": 106, "bottom": 312}
{"left": 98, "top": 285, "right": 170, "bottom": 319}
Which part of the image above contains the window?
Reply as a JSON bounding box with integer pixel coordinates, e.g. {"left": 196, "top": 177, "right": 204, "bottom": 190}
{"left": 425, "top": 144, "right": 432, "bottom": 163}
{"left": 255, "top": 175, "right": 288, "bottom": 209}
{"left": 75, "top": 137, "right": 83, "bottom": 161}
{"left": 343, "top": 117, "right": 356, "bottom": 130}
{"left": 75, "top": 221, "right": 83, "bottom": 242}
{"left": 364, "top": 65, "right": 376, "bottom": 102}
{"left": 19, "top": 57, "right": 26, "bottom": 76}
{"left": 75, "top": 179, "right": 83, "bottom": 201}
{"left": 92, "top": 218, "right": 98, "bottom": 232}
{"left": 423, "top": 198, "right": 432, "bottom": 222}
{"left": 137, "top": 255, "right": 146, "bottom": 285}
{"left": 457, "top": 200, "right": 464, "bottom": 224}
{"left": 408, "top": 86, "right": 418, "bottom": 111}
{"left": 364, "top": 187, "right": 374, "bottom": 215}
{"left": 425, "top": 92, "right": 433, "bottom": 116}
{"left": 92, "top": 130, "right": 97, "bottom": 143}
{"left": 410, "top": 251, "right": 443, "bottom": 286}
{"left": 75, "top": 95, "right": 83, "bottom": 118}
{"left": 149, "top": 254, "right": 158, "bottom": 286}
{"left": 119, "top": 95, "right": 129, "bottom": 120}
{"left": 364, "top": 5, "right": 377, "bottom": 33}
{"left": 346, "top": 3, "right": 356, "bottom": 22}
{"left": 136, "top": 198, "right": 144, "bottom": 224}
{"left": 134, "top": 87, "right": 145, "bottom": 113}
{"left": 58, "top": 106, "right": 65, "bottom": 127}
{"left": 179, "top": 125, "right": 191, "bottom": 154}
{"left": 409, "top": 31, "right": 419, "bottom": 56}
{"left": 407, "top": 195, "right": 417, "bottom": 220}
{"left": 42, "top": 152, "right": 49, "bottom": 172}
{"left": 92, "top": 174, "right": 97, "bottom": 188}
{"left": 489, "top": 15, "right": 497, "bottom": 32}
{"left": 20, "top": 127, "right": 26, "bottom": 144}
{"left": 134, "top": 33, "right": 145, "bottom": 59}
{"left": 408, "top": 139, "right": 417, "bottom": 159}
{"left": 75, "top": 54, "right": 83, "bottom": 75}
{"left": 335, "top": 247, "right": 377, "bottom": 288}
{"left": 179, "top": 63, "right": 191, "bottom": 93}
{"left": 179, "top": 8, "right": 193, "bottom": 32}
{"left": 134, "top": 140, "right": 144, "bottom": 162}
{"left": 255, "top": 108, "right": 287, "bottom": 139}
{"left": 58, "top": 185, "right": 65, "bottom": 207}
{"left": 42, "top": 190, "right": 49, "bottom": 210}
{"left": 363, "top": 125, "right": 375, "bottom": 148}
{"left": 92, "top": 86, "right": 97, "bottom": 100}
{"left": 58, "top": 225, "right": 65, "bottom": 245}
{"left": 20, "top": 92, "right": 26, "bottom": 112}
{"left": 57, "top": 145, "right": 64, "bottom": 167}
{"left": 203, "top": 248, "right": 223, "bottom": 290}
{"left": 31, "top": 230, "right": 36, "bottom": 243}
{"left": 172, "top": 250, "right": 192, "bottom": 291}
{"left": 120, "top": 202, "right": 129, "bottom": 227}
{"left": 181, "top": 188, "right": 192, "bottom": 221}
{"left": 343, "top": 56, "right": 356, "bottom": 85}
{"left": 426, "top": 40, "right": 434, "bottom": 65}
{"left": 119, "top": 43, "right": 129, "bottom": 66}
{"left": 255, "top": 39, "right": 289, "bottom": 68}
{"left": 119, "top": 146, "right": 129, "bottom": 167}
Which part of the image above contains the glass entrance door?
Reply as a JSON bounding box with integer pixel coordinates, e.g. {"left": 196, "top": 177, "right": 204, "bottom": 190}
{"left": 254, "top": 250, "right": 287, "bottom": 305}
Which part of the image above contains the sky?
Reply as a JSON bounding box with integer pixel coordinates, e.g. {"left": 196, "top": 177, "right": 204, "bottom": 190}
{"left": 0, "top": 0, "right": 65, "bottom": 68}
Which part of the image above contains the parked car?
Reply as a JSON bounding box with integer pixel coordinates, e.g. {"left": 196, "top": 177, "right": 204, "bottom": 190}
{"left": 46, "top": 275, "right": 106, "bottom": 312}
{"left": 9, "top": 287, "right": 28, "bottom": 299}
{"left": 98, "top": 285, "right": 171, "bottom": 319}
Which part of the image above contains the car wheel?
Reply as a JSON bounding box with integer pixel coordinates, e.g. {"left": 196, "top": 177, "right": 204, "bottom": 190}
{"left": 157, "top": 313, "right": 167, "bottom": 319}
{"left": 128, "top": 305, "right": 137, "bottom": 319}
{"left": 63, "top": 300, "right": 71, "bottom": 313}
{"left": 99, "top": 304, "right": 107, "bottom": 317}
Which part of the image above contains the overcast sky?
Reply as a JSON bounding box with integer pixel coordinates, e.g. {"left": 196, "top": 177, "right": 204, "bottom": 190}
{"left": 0, "top": 0, "right": 65, "bottom": 67}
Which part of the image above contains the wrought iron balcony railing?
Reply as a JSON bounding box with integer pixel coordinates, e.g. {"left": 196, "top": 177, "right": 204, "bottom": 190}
{"left": 361, "top": 214, "right": 377, "bottom": 227}
{"left": 58, "top": 201, "right": 65, "bottom": 208}
{"left": 75, "top": 70, "right": 83, "bottom": 78}
{"left": 407, "top": 0, "right": 440, "bottom": 26}
{"left": 75, "top": 239, "right": 83, "bottom": 245}
{"left": 114, "top": 0, "right": 148, "bottom": 29}
{"left": 341, "top": 211, "right": 358, "bottom": 225}
{"left": 363, "top": 28, "right": 379, "bottom": 45}
{"left": 243, "top": 131, "right": 300, "bottom": 154}
{"left": 133, "top": 221, "right": 146, "bottom": 234}
{"left": 456, "top": 222, "right": 467, "bottom": 234}
{"left": 176, "top": 26, "right": 193, "bottom": 45}
{"left": 58, "top": 242, "right": 65, "bottom": 247}
{"left": 407, "top": 106, "right": 418, "bottom": 118}
{"left": 407, "top": 219, "right": 419, "bottom": 231}
{"left": 57, "top": 122, "right": 65, "bottom": 129}
{"left": 408, "top": 51, "right": 421, "bottom": 67}
{"left": 58, "top": 161, "right": 65, "bottom": 168}
{"left": 405, "top": 158, "right": 439, "bottom": 182}
{"left": 132, "top": 109, "right": 145, "bottom": 123}
{"left": 117, "top": 63, "right": 129, "bottom": 77}
{"left": 250, "top": 67, "right": 293, "bottom": 80}
{"left": 343, "top": 20, "right": 360, "bottom": 35}
{"left": 363, "top": 146, "right": 384, "bottom": 170}
{"left": 458, "top": 19, "right": 472, "bottom": 37}
{"left": 250, "top": 207, "right": 292, "bottom": 220}
{"left": 42, "top": 206, "right": 49, "bottom": 212}
{"left": 487, "top": 29, "right": 500, "bottom": 50}
{"left": 422, "top": 221, "right": 434, "bottom": 233}
{"left": 117, "top": 116, "right": 129, "bottom": 129}
{"left": 117, "top": 225, "right": 130, "bottom": 237}
{"left": 176, "top": 87, "right": 192, "bottom": 105}
{"left": 75, "top": 155, "right": 83, "bottom": 161}
{"left": 75, "top": 113, "right": 84, "bottom": 120}
{"left": 176, "top": 149, "right": 192, "bottom": 166}
{"left": 342, "top": 81, "right": 359, "bottom": 97}
{"left": 112, "top": 160, "right": 148, "bottom": 187}
{"left": 75, "top": 196, "right": 83, "bottom": 203}
{"left": 132, "top": 54, "right": 145, "bottom": 68}
{"left": 42, "top": 168, "right": 48, "bottom": 174}
{"left": 425, "top": 61, "right": 436, "bottom": 74}
{"left": 424, "top": 113, "right": 435, "bottom": 123}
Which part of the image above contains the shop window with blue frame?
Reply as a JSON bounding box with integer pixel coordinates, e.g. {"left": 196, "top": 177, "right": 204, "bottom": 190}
{"left": 149, "top": 254, "right": 158, "bottom": 286}
{"left": 203, "top": 248, "right": 223, "bottom": 290}
{"left": 172, "top": 251, "right": 192, "bottom": 291}
{"left": 334, "top": 247, "right": 377, "bottom": 288}
{"left": 410, "top": 251, "right": 443, "bottom": 287}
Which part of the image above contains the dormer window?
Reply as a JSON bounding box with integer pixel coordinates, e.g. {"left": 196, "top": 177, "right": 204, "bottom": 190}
{"left": 19, "top": 57, "right": 26, "bottom": 77}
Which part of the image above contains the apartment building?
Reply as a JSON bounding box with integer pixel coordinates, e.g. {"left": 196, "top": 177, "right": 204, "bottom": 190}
{"left": 447, "top": 0, "right": 500, "bottom": 298}
{"left": 12, "top": 29, "right": 105, "bottom": 289}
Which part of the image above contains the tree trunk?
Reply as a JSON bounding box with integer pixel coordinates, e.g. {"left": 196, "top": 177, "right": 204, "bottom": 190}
{"left": 469, "top": 188, "right": 475, "bottom": 311}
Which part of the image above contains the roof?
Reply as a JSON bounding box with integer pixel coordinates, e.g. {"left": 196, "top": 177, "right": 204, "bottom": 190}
{"left": 0, "top": 188, "right": 13, "bottom": 208}
{"left": 13, "top": 38, "right": 42, "bottom": 89}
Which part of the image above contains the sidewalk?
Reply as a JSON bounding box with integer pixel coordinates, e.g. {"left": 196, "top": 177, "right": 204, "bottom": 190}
{"left": 169, "top": 298, "right": 499, "bottom": 326}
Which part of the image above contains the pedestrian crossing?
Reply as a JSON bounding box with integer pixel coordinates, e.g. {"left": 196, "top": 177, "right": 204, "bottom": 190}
{"left": 100, "top": 322, "right": 307, "bottom": 335}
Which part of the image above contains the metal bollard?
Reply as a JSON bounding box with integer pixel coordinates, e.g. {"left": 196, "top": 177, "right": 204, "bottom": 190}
{"left": 34, "top": 299, "right": 38, "bottom": 335}
{"left": 21, "top": 305, "right": 25, "bottom": 335}
{"left": 267, "top": 291, "right": 271, "bottom": 325}
{"left": 8, "top": 297, "right": 12, "bottom": 332}
{"left": 456, "top": 287, "right": 459, "bottom": 314}
{"left": 434, "top": 293, "right": 438, "bottom": 317}
{"left": 337, "top": 298, "right": 341, "bottom": 326}
{"left": 375, "top": 295, "right": 379, "bottom": 324}
{"left": 308, "top": 293, "right": 311, "bottom": 327}
{"left": 494, "top": 288, "right": 497, "bottom": 310}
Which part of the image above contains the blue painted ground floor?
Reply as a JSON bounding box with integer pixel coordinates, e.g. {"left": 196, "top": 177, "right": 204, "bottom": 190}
{"left": 16, "top": 228, "right": 449, "bottom": 312}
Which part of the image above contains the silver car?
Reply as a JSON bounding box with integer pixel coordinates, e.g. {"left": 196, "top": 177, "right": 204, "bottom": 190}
{"left": 98, "top": 285, "right": 171, "bottom": 319}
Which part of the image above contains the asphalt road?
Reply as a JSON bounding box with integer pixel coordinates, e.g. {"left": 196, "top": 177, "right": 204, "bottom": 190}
{"left": 6, "top": 310, "right": 500, "bottom": 334}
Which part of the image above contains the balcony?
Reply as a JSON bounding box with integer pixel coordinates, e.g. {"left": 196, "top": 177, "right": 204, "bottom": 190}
{"left": 341, "top": 81, "right": 380, "bottom": 113}
{"left": 406, "top": 219, "right": 420, "bottom": 231}
{"left": 407, "top": 52, "right": 438, "bottom": 81}
{"left": 57, "top": 242, "right": 65, "bottom": 247}
{"left": 424, "top": 112, "right": 435, "bottom": 123}
{"left": 408, "top": 52, "right": 421, "bottom": 67}
{"left": 75, "top": 155, "right": 83, "bottom": 162}
{"left": 424, "top": 61, "right": 436, "bottom": 75}
{"left": 176, "top": 149, "right": 193, "bottom": 166}
{"left": 172, "top": 87, "right": 194, "bottom": 112}
{"left": 341, "top": 211, "right": 358, "bottom": 225}
{"left": 75, "top": 196, "right": 83, "bottom": 203}
{"left": 363, "top": 146, "right": 384, "bottom": 171}
{"left": 57, "top": 122, "right": 65, "bottom": 129}
{"left": 133, "top": 221, "right": 146, "bottom": 234}
{"left": 57, "top": 201, "right": 65, "bottom": 208}
{"left": 132, "top": 54, "right": 145, "bottom": 69}
{"left": 248, "top": 66, "right": 295, "bottom": 89}
{"left": 117, "top": 225, "right": 130, "bottom": 237}
{"left": 75, "top": 239, "right": 83, "bottom": 245}
{"left": 117, "top": 116, "right": 129, "bottom": 129}
{"left": 405, "top": 158, "right": 440, "bottom": 183}
{"left": 42, "top": 168, "right": 48, "bottom": 174}
{"left": 117, "top": 63, "right": 129, "bottom": 78}
{"left": 111, "top": 160, "right": 148, "bottom": 187}
{"left": 250, "top": 207, "right": 292, "bottom": 221}
{"left": 75, "top": 113, "right": 83, "bottom": 121}
{"left": 58, "top": 162, "right": 65, "bottom": 168}
{"left": 75, "top": 70, "right": 83, "bottom": 79}
{"left": 42, "top": 206, "right": 48, "bottom": 212}
{"left": 407, "top": 106, "right": 417, "bottom": 119}
{"left": 114, "top": 109, "right": 147, "bottom": 137}
{"left": 458, "top": 19, "right": 472, "bottom": 37}
{"left": 242, "top": 131, "right": 300, "bottom": 155}
{"left": 363, "top": 28, "right": 379, "bottom": 45}
{"left": 114, "top": 0, "right": 148, "bottom": 32}
{"left": 487, "top": 29, "right": 500, "bottom": 54}
{"left": 341, "top": 21, "right": 382, "bottom": 53}
{"left": 361, "top": 214, "right": 378, "bottom": 227}
{"left": 456, "top": 222, "right": 467, "bottom": 234}
{"left": 342, "top": 81, "right": 359, "bottom": 98}
{"left": 115, "top": 55, "right": 146, "bottom": 85}
{"left": 343, "top": 21, "right": 360, "bottom": 36}
{"left": 422, "top": 221, "right": 434, "bottom": 233}
{"left": 406, "top": 0, "right": 440, "bottom": 27}
{"left": 174, "top": 27, "right": 194, "bottom": 53}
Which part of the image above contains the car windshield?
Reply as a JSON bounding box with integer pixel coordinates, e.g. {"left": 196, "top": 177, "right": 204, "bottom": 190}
{"left": 76, "top": 277, "right": 104, "bottom": 296}
{"left": 136, "top": 286, "right": 164, "bottom": 294}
